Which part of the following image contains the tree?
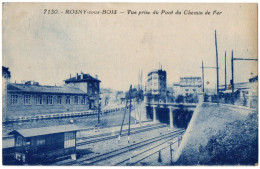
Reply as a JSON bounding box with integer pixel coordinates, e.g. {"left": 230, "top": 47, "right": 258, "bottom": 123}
{"left": 175, "top": 95, "right": 184, "bottom": 104}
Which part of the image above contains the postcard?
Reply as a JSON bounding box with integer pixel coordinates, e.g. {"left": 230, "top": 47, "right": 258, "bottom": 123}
{"left": 2, "top": 3, "right": 258, "bottom": 166}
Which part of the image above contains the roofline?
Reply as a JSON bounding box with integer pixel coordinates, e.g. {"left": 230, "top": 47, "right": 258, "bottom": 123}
{"left": 147, "top": 69, "right": 166, "bottom": 76}
{"left": 7, "top": 90, "right": 88, "bottom": 95}
{"left": 9, "top": 125, "right": 80, "bottom": 137}
{"left": 64, "top": 79, "right": 101, "bottom": 83}
{"left": 9, "top": 130, "right": 79, "bottom": 138}
{"left": 180, "top": 77, "right": 201, "bottom": 79}
{"left": 8, "top": 83, "right": 88, "bottom": 95}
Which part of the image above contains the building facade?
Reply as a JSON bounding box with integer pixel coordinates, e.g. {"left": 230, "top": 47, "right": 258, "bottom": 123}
{"left": 249, "top": 75, "right": 258, "bottom": 108}
{"left": 145, "top": 69, "right": 167, "bottom": 103}
{"left": 5, "top": 72, "right": 101, "bottom": 119}
{"left": 219, "top": 75, "right": 258, "bottom": 108}
{"left": 6, "top": 82, "right": 89, "bottom": 119}
{"left": 64, "top": 73, "right": 101, "bottom": 109}
{"left": 173, "top": 77, "right": 202, "bottom": 97}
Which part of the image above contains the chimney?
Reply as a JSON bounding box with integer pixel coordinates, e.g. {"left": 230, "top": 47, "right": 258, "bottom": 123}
{"left": 81, "top": 72, "right": 84, "bottom": 79}
{"left": 70, "top": 74, "right": 71, "bottom": 79}
{"left": 250, "top": 72, "right": 254, "bottom": 78}
{"left": 25, "top": 81, "right": 32, "bottom": 85}
{"left": 95, "top": 75, "right": 98, "bottom": 80}
{"left": 33, "top": 82, "right": 39, "bottom": 86}
{"left": 76, "top": 73, "right": 78, "bottom": 79}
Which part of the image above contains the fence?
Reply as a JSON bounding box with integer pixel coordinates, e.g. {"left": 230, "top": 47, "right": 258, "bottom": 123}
{"left": 204, "top": 93, "right": 257, "bottom": 109}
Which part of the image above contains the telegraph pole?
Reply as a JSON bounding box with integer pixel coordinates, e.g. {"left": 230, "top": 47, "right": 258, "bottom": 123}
{"left": 231, "top": 50, "right": 234, "bottom": 94}
{"left": 225, "top": 51, "right": 227, "bottom": 90}
{"left": 118, "top": 99, "right": 128, "bottom": 141}
{"left": 128, "top": 85, "right": 132, "bottom": 143}
{"left": 200, "top": 62, "right": 217, "bottom": 93}
{"left": 98, "top": 101, "right": 101, "bottom": 124}
{"left": 202, "top": 61, "right": 204, "bottom": 93}
{"left": 231, "top": 51, "right": 258, "bottom": 95}
{"left": 215, "top": 30, "right": 219, "bottom": 95}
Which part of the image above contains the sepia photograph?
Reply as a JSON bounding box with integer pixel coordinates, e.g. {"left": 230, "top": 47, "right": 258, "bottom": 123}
{"left": 2, "top": 2, "right": 258, "bottom": 166}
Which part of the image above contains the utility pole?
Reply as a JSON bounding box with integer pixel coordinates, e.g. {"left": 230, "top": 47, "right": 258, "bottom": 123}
{"left": 215, "top": 30, "right": 219, "bottom": 95}
{"left": 231, "top": 51, "right": 258, "bottom": 95}
{"left": 202, "top": 61, "right": 204, "bottom": 93}
{"left": 118, "top": 85, "right": 132, "bottom": 141}
{"left": 200, "top": 62, "right": 217, "bottom": 93}
{"left": 231, "top": 50, "right": 234, "bottom": 94}
{"left": 98, "top": 101, "right": 101, "bottom": 124}
{"left": 225, "top": 51, "right": 227, "bottom": 90}
{"left": 128, "top": 85, "right": 132, "bottom": 143}
{"left": 118, "top": 100, "right": 128, "bottom": 141}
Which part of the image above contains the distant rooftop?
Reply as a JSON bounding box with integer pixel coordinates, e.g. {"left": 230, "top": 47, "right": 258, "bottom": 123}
{"left": 147, "top": 69, "right": 166, "bottom": 76}
{"left": 64, "top": 72, "right": 101, "bottom": 83}
{"left": 180, "top": 77, "right": 201, "bottom": 79}
{"left": 249, "top": 75, "right": 258, "bottom": 83}
{"left": 8, "top": 82, "right": 87, "bottom": 95}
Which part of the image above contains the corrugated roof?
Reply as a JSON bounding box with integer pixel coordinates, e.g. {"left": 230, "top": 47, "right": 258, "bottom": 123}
{"left": 9, "top": 125, "right": 80, "bottom": 138}
{"left": 8, "top": 83, "right": 87, "bottom": 95}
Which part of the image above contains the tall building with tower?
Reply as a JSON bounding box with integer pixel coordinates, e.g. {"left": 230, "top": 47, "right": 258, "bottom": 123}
{"left": 145, "top": 68, "right": 167, "bottom": 103}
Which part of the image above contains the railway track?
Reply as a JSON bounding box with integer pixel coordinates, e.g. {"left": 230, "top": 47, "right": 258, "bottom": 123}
{"left": 114, "top": 138, "right": 178, "bottom": 166}
{"left": 77, "top": 123, "right": 167, "bottom": 146}
{"left": 78, "top": 122, "right": 163, "bottom": 140}
{"left": 59, "top": 129, "right": 185, "bottom": 165}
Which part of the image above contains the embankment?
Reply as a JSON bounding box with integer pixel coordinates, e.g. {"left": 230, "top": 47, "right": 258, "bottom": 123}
{"left": 173, "top": 102, "right": 254, "bottom": 165}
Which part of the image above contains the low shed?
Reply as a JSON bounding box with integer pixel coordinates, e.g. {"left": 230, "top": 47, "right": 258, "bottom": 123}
{"left": 9, "top": 124, "right": 79, "bottom": 164}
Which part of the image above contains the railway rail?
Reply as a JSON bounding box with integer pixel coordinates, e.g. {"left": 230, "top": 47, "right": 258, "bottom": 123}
{"left": 59, "top": 129, "right": 185, "bottom": 166}
{"left": 77, "top": 123, "right": 167, "bottom": 145}
{"left": 115, "top": 138, "right": 179, "bottom": 165}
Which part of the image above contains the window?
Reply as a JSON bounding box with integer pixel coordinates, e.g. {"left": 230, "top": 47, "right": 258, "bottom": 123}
{"left": 66, "top": 96, "right": 70, "bottom": 104}
{"left": 15, "top": 136, "right": 23, "bottom": 147}
{"left": 81, "top": 96, "right": 86, "bottom": 104}
{"left": 36, "top": 95, "right": 42, "bottom": 105}
{"left": 11, "top": 95, "right": 18, "bottom": 105}
{"left": 24, "top": 95, "right": 31, "bottom": 105}
{"left": 36, "top": 137, "right": 45, "bottom": 146}
{"left": 64, "top": 132, "right": 75, "bottom": 148}
{"left": 185, "top": 89, "right": 189, "bottom": 92}
{"left": 57, "top": 96, "right": 62, "bottom": 104}
{"left": 193, "top": 89, "right": 196, "bottom": 92}
{"left": 74, "top": 96, "right": 78, "bottom": 104}
{"left": 46, "top": 96, "right": 53, "bottom": 105}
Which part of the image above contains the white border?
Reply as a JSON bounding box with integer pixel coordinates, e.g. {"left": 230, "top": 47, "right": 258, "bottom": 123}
{"left": 0, "top": 1, "right": 259, "bottom": 169}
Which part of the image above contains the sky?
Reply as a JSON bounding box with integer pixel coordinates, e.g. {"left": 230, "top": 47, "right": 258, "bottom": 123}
{"left": 2, "top": 3, "right": 258, "bottom": 91}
